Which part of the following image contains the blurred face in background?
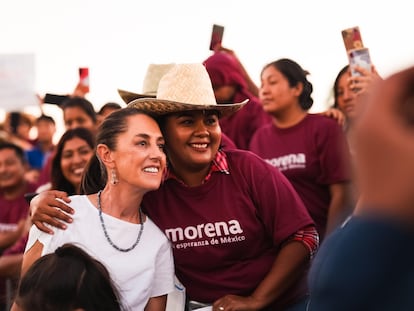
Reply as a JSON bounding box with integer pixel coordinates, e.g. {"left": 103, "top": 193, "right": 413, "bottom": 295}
{"left": 212, "top": 85, "right": 237, "bottom": 104}
{"left": 63, "top": 107, "right": 96, "bottom": 132}
{"left": 16, "top": 122, "right": 32, "bottom": 141}
{"left": 6, "top": 113, "right": 33, "bottom": 141}
{"left": 0, "top": 148, "right": 26, "bottom": 190}
{"left": 335, "top": 70, "right": 358, "bottom": 120}
{"left": 36, "top": 120, "right": 56, "bottom": 145}
{"left": 60, "top": 137, "right": 94, "bottom": 189}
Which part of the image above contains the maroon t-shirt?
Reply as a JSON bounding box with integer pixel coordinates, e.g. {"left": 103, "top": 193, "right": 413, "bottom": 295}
{"left": 219, "top": 96, "right": 271, "bottom": 150}
{"left": 143, "top": 149, "right": 313, "bottom": 309}
{"left": 0, "top": 182, "right": 36, "bottom": 232}
{"left": 249, "top": 114, "right": 350, "bottom": 239}
{"left": 0, "top": 182, "right": 36, "bottom": 303}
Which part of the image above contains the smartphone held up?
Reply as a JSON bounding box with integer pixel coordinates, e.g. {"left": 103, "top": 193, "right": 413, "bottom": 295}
{"left": 209, "top": 24, "right": 224, "bottom": 51}
{"left": 78, "top": 67, "right": 90, "bottom": 94}
{"left": 341, "top": 26, "right": 371, "bottom": 77}
{"left": 348, "top": 48, "right": 371, "bottom": 76}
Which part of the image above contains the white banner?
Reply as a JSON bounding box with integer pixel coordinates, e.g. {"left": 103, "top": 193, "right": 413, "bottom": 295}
{"left": 0, "top": 54, "right": 37, "bottom": 111}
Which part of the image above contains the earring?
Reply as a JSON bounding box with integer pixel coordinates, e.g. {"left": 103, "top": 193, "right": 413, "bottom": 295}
{"left": 111, "top": 169, "right": 118, "bottom": 185}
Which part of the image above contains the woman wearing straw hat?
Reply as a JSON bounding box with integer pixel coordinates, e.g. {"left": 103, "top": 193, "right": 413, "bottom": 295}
{"left": 29, "top": 64, "right": 318, "bottom": 311}
{"left": 117, "top": 63, "right": 238, "bottom": 151}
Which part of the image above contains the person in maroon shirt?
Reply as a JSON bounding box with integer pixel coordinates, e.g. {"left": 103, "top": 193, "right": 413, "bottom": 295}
{"left": 331, "top": 65, "right": 382, "bottom": 207}
{"left": 0, "top": 142, "right": 37, "bottom": 310}
{"left": 203, "top": 49, "right": 272, "bottom": 150}
{"left": 307, "top": 66, "right": 414, "bottom": 311}
{"left": 249, "top": 58, "right": 352, "bottom": 240}
{"left": 37, "top": 97, "right": 98, "bottom": 187}
{"left": 333, "top": 64, "right": 381, "bottom": 134}
{"left": 203, "top": 48, "right": 346, "bottom": 151}
{"left": 118, "top": 63, "right": 238, "bottom": 151}
{"left": 0, "top": 143, "right": 36, "bottom": 252}
{"left": 29, "top": 63, "right": 318, "bottom": 311}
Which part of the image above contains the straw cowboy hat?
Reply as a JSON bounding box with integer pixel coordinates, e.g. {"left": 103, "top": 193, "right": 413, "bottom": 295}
{"left": 127, "top": 63, "right": 248, "bottom": 117}
{"left": 117, "top": 63, "right": 176, "bottom": 104}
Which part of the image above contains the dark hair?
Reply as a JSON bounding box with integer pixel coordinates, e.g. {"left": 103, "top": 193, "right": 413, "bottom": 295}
{"left": 81, "top": 107, "right": 158, "bottom": 194}
{"left": 98, "top": 102, "right": 122, "bottom": 115}
{"left": 6, "top": 112, "right": 34, "bottom": 135}
{"left": 262, "top": 58, "right": 314, "bottom": 110}
{"left": 51, "top": 127, "right": 95, "bottom": 195}
{"left": 0, "top": 141, "right": 26, "bottom": 164}
{"left": 333, "top": 65, "right": 350, "bottom": 108}
{"left": 36, "top": 114, "right": 56, "bottom": 125}
{"left": 14, "top": 243, "right": 123, "bottom": 311}
{"left": 61, "top": 96, "right": 97, "bottom": 124}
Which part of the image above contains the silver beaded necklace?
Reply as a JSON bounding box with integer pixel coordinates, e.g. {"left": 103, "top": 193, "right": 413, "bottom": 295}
{"left": 97, "top": 190, "right": 144, "bottom": 252}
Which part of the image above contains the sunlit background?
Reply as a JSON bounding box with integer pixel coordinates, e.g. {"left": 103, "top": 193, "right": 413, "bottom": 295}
{"left": 1, "top": 0, "right": 413, "bottom": 138}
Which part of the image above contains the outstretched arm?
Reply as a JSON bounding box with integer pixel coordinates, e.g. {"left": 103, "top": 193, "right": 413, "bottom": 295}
{"left": 349, "top": 65, "right": 382, "bottom": 96}
{"left": 215, "top": 45, "right": 259, "bottom": 97}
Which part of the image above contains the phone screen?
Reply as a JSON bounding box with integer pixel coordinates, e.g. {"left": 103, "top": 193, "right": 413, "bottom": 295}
{"left": 209, "top": 24, "right": 224, "bottom": 50}
{"left": 79, "top": 68, "right": 89, "bottom": 86}
{"left": 78, "top": 67, "right": 90, "bottom": 93}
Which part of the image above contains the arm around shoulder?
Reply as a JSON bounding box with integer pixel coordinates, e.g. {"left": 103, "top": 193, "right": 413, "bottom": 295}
{"left": 30, "top": 190, "right": 74, "bottom": 234}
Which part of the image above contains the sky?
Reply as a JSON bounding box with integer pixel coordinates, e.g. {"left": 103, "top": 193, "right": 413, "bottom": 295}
{"left": 1, "top": 0, "right": 414, "bottom": 136}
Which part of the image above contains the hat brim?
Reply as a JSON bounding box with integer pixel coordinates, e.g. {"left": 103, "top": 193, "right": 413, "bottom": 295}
{"left": 118, "top": 89, "right": 156, "bottom": 104}
{"left": 127, "top": 98, "right": 248, "bottom": 118}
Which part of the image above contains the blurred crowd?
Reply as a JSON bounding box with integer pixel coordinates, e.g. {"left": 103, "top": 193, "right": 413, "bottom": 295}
{"left": 0, "top": 42, "right": 413, "bottom": 311}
